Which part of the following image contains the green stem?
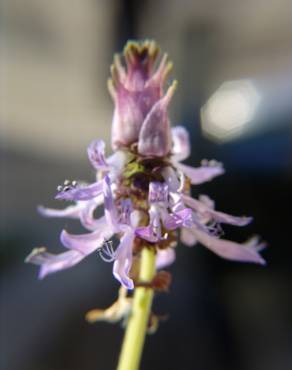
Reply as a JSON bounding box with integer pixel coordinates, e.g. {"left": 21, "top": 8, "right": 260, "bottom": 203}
{"left": 117, "top": 247, "right": 156, "bottom": 370}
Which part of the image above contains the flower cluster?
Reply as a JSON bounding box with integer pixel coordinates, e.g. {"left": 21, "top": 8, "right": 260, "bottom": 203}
{"left": 26, "top": 41, "right": 265, "bottom": 300}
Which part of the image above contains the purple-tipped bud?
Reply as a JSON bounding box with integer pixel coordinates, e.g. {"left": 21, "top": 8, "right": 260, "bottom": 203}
{"left": 109, "top": 40, "right": 176, "bottom": 157}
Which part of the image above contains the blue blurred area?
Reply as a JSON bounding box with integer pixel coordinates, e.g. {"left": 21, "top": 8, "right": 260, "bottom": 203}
{"left": 215, "top": 127, "right": 291, "bottom": 171}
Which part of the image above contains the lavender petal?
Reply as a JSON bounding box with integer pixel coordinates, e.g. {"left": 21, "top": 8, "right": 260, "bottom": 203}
{"left": 163, "top": 208, "right": 193, "bottom": 230}
{"left": 199, "top": 194, "right": 215, "bottom": 209}
{"left": 119, "top": 199, "right": 133, "bottom": 225}
{"left": 149, "top": 182, "right": 169, "bottom": 204}
{"left": 162, "top": 166, "right": 180, "bottom": 193}
{"left": 103, "top": 175, "right": 120, "bottom": 232}
{"left": 26, "top": 248, "right": 84, "bottom": 279}
{"left": 87, "top": 139, "right": 109, "bottom": 170}
{"left": 177, "top": 162, "right": 224, "bottom": 185}
{"left": 190, "top": 226, "right": 266, "bottom": 265}
{"left": 180, "top": 228, "right": 198, "bottom": 247}
{"left": 55, "top": 181, "right": 103, "bottom": 201}
{"left": 113, "top": 231, "right": 135, "bottom": 290}
{"left": 183, "top": 195, "right": 252, "bottom": 226}
{"left": 135, "top": 226, "right": 159, "bottom": 243}
{"left": 79, "top": 199, "right": 104, "bottom": 230}
{"left": 37, "top": 204, "right": 82, "bottom": 219}
{"left": 60, "top": 227, "right": 112, "bottom": 255}
{"left": 171, "top": 126, "right": 191, "bottom": 162}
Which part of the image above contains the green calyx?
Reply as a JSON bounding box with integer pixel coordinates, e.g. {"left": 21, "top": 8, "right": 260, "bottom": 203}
{"left": 124, "top": 161, "right": 145, "bottom": 179}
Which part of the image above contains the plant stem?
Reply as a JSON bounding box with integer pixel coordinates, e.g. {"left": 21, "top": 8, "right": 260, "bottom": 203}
{"left": 117, "top": 247, "right": 156, "bottom": 370}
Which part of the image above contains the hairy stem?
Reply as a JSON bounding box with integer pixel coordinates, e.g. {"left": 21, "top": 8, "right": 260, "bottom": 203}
{"left": 117, "top": 247, "right": 156, "bottom": 370}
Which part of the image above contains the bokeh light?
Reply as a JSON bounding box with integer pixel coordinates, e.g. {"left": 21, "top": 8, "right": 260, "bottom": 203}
{"left": 201, "top": 80, "right": 261, "bottom": 142}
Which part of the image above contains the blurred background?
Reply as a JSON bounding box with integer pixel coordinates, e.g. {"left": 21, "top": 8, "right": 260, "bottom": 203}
{"left": 1, "top": 1, "right": 292, "bottom": 369}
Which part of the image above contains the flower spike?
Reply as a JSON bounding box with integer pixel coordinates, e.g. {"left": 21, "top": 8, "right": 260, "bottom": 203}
{"left": 27, "top": 41, "right": 266, "bottom": 362}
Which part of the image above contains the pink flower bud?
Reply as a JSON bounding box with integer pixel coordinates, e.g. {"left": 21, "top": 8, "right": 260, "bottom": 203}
{"left": 109, "top": 40, "right": 176, "bottom": 157}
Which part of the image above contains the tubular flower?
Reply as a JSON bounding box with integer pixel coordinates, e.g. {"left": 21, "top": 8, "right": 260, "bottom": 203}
{"left": 26, "top": 40, "right": 265, "bottom": 305}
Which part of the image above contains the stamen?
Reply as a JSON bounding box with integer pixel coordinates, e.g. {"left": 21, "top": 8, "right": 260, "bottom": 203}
{"left": 57, "top": 180, "right": 78, "bottom": 193}
{"left": 208, "top": 221, "right": 224, "bottom": 237}
{"left": 201, "top": 159, "right": 222, "bottom": 168}
{"left": 99, "top": 240, "right": 116, "bottom": 262}
{"left": 162, "top": 233, "right": 168, "bottom": 240}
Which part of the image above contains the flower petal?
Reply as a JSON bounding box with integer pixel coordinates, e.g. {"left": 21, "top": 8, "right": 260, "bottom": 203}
{"left": 60, "top": 227, "right": 111, "bottom": 255}
{"left": 180, "top": 228, "right": 197, "bottom": 247}
{"left": 87, "top": 139, "right": 109, "bottom": 171}
{"left": 39, "top": 198, "right": 104, "bottom": 232}
{"left": 163, "top": 208, "right": 193, "bottom": 230}
{"left": 177, "top": 161, "right": 224, "bottom": 185}
{"left": 156, "top": 248, "right": 176, "bottom": 269}
{"left": 208, "top": 210, "right": 252, "bottom": 226}
{"left": 79, "top": 198, "right": 104, "bottom": 230}
{"left": 25, "top": 247, "right": 84, "bottom": 279}
{"left": 190, "top": 226, "right": 266, "bottom": 264}
{"left": 149, "top": 182, "right": 169, "bottom": 203}
{"left": 113, "top": 231, "right": 135, "bottom": 289}
{"left": 37, "top": 204, "right": 82, "bottom": 219}
{"left": 119, "top": 198, "right": 133, "bottom": 225}
{"left": 183, "top": 194, "right": 252, "bottom": 226}
{"left": 199, "top": 195, "right": 215, "bottom": 209}
{"left": 135, "top": 226, "right": 159, "bottom": 243}
{"left": 103, "top": 175, "right": 120, "bottom": 232}
{"left": 171, "top": 126, "right": 191, "bottom": 162}
{"left": 162, "top": 166, "right": 180, "bottom": 193}
{"left": 55, "top": 181, "right": 103, "bottom": 201}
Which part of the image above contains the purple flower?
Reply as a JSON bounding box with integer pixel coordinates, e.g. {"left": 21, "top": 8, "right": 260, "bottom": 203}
{"left": 27, "top": 40, "right": 266, "bottom": 291}
{"left": 171, "top": 126, "right": 225, "bottom": 184}
{"left": 87, "top": 139, "right": 109, "bottom": 171}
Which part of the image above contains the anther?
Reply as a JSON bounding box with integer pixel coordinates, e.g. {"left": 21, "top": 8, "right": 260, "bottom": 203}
{"left": 162, "top": 233, "right": 168, "bottom": 240}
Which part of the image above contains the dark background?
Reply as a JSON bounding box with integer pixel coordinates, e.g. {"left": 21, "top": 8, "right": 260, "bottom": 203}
{"left": 1, "top": 1, "right": 292, "bottom": 370}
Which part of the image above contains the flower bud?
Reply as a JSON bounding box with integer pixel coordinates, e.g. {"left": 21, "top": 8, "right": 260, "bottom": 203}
{"left": 109, "top": 40, "right": 175, "bottom": 157}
